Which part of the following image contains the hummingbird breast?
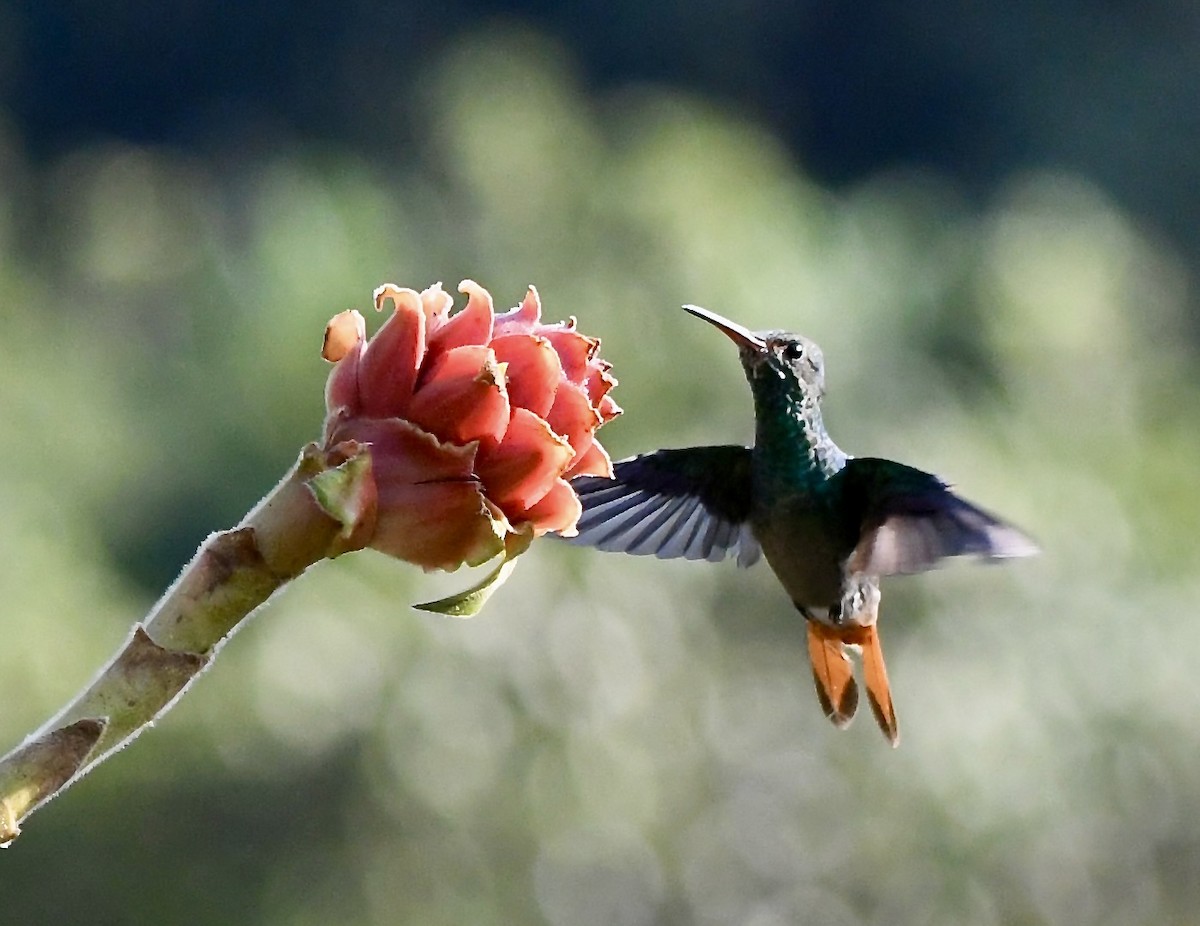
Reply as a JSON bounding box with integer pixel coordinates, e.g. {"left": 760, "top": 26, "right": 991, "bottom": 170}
{"left": 750, "top": 494, "right": 852, "bottom": 620}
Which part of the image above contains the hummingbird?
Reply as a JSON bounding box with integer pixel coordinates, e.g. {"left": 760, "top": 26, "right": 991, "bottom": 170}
{"left": 567, "top": 305, "right": 1037, "bottom": 746}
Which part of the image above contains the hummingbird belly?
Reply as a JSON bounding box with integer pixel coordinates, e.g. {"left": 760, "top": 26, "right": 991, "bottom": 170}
{"left": 751, "top": 501, "right": 850, "bottom": 623}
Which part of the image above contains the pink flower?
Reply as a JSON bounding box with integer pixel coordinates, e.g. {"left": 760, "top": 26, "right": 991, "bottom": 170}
{"left": 320, "top": 281, "right": 620, "bottom": 572}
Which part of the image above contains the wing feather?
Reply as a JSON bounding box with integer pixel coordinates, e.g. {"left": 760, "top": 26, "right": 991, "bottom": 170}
{"left": 833, "top": 457, "right": 1038, "bottom": 577}
{"left": 567, "top": 445, "right": 760, "bottom": 566}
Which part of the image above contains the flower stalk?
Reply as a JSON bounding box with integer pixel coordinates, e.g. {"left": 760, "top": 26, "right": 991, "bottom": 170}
{"left": 0, "top": 281, "right": 618, "bottom": 846}
{"left": 0, "top": 444, "right": 351, "bottom": 845}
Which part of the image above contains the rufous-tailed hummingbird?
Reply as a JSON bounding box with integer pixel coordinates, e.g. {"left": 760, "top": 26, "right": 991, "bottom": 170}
{"left": 567, "top": 305, "right": 1037, "bottom": 746}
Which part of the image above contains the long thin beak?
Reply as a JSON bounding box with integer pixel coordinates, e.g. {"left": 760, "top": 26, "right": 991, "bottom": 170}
{"left": 682, "top": 304, "right": 767, "bottom": 352}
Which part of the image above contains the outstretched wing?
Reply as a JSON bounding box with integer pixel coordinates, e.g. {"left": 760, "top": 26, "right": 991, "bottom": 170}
{"left": 833, "top": 457, "right": 1038, "bottom": 576}
{"left": 566, "top": 445, "right": 761, "bottom": 567}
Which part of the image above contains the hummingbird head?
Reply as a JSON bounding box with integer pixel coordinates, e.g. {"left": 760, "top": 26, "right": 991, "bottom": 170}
{"left": 682, "top": 304, "right": 827, "bottom": 399}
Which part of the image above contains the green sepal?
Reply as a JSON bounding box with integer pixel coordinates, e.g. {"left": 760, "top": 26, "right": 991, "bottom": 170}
{"left": 307, "top": 447, "right": 375, "bottom": 545}
{"left": 414, "top": 529, "right": 535, "bottom": 617}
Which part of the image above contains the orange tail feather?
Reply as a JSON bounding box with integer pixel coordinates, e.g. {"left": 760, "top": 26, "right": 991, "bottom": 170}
{"left": 806, "top": 623, "right": 858, "bottom": 728}
{"left": 856, "top": 624, "right": 899, "bottom": 747}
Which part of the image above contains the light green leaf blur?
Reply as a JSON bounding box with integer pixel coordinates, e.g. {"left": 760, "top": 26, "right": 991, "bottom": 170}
{"left": 3, "top": 28, "right": 1198, "bottom": 926}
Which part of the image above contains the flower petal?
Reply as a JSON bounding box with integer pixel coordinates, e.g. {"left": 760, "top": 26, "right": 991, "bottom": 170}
{"left": 542, "top": 327, "right": 598, "bottom": 385}
{"left": 372, "top": 479, "right": 506, "bottom": 571}
{"left": 407, "top": 345, "right": 511, "bottom": 448}
{"left": 424, "top": 280, "right": 494, "bottom": 363}
{"left": 362, "top": 286, "right": 426, "bottom": 417}
{"left": 545, "top": 379, "right": 601, "bottom": 466}
{"left": 519, "top": 477, "right": 583, "bottom": 536}
{"left": 419, "top": 282, "right": 455, "bottom": 331}
{"left": 564, "top": 439, "right": 613, "bottom": 479}
{"left": 329, "top": 415, "right": 477, "bottom": 483}
{"left": 493, "top": 285, "right": 542, "bottom": 336}
{"left": 583, "top": 360, "right": 617, "bottom": 406}
{"left": 598, "top": 394, "right": 623, "bottom": 424}
{"left": 339, "top": 417, "right": 506, "bottom": 571}
{"left": 490, "top": 333, "right": 562, "bottom": 418}
{"left": 323, "top": 309, "right": 365, "bottom": 363}
{"left": 476, "top": 407, "right": 574, "bottom": 514}
{"left": 323, "top": 310, "right": 366, "bottom": 415}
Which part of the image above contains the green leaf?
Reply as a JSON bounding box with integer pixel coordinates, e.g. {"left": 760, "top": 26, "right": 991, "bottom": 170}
{"left": 413, "top": 530, "right": 534, "bottom": 617}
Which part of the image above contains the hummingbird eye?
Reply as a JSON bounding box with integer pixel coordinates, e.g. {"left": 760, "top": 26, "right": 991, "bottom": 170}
{"left": 781, "top": 342, "right": 805, "bottom": 362}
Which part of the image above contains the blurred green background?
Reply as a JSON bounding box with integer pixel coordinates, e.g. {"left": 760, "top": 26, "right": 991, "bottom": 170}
{"left": 3, "top": 5, "right": 1200, "bottom": 925}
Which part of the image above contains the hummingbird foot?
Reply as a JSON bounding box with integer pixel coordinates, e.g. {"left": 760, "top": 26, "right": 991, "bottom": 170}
{"left": 837, "top": 579, "right": 881, "bottom": 627}
{"left": 796, "top": 581, "right": 880, "bottom": 628}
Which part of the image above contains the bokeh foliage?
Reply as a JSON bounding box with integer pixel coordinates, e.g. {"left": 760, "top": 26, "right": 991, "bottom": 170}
{"left": 3, "top": 25, "right": 1199, "bottom": 926}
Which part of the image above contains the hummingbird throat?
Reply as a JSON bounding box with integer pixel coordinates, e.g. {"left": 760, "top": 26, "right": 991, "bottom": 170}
{"left": 750, "top": 374, "right": 846, "bottom": 490}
